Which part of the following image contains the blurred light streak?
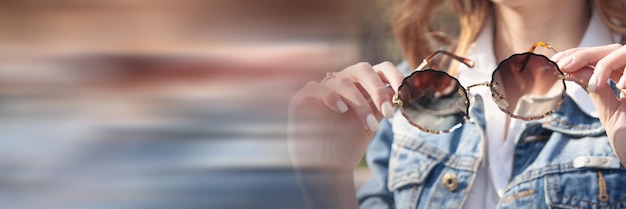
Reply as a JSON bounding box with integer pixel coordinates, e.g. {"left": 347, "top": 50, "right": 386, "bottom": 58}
{"left": 0, "top": 0, "right": 373, "bottom": 208}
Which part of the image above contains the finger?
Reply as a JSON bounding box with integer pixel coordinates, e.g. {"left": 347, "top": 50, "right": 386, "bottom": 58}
{"left": 555, "top": 44, "right": 623, "bottom": 91}
{"left": 324, "top": 76, "right": 380, "bottom": 131}
{"left": 555, "top": 44, "right": 621, "bottom": 72}
{"left": 551, "top": 49, "right": 576, "bottom": 62}
{"left": 617, "top": 65, "right": 626, "bottom": 90}
{"left": 373, "top": 61, "right": 405, "bottom": 93}
{"left": 360, "top": 85, "right": 386, "bottom": 123}
{"left": 592, "top": 45, "right": 626, "bottom": 92}
{"left": 588, "top": 81, "right": 621, "bottom": 125}
{"left": 342, "top": 62, "right": 394, "bottom": 119}
{"left": 290, "top": 81, "right": 349, "bottom": 114}
{"left": 551, "top": 47, "right": 585, "bottom": 65}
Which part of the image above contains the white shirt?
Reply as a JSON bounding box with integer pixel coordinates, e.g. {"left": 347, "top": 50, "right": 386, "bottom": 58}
{"left": 456, "top": 8, "right": 619, "bottom": 209}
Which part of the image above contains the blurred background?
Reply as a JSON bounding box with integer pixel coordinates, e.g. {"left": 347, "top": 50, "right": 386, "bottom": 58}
{"left": 0, "top": 0, "right": 457, "bottom": 208}
{"left": 0, "top": 0, "right": 399, "bottom": 209}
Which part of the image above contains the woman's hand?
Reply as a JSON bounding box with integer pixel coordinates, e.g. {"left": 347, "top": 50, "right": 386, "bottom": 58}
{"left": 552, "top": 44, "right": 626, "bottom": 164}
{"left": 288, "top": 61, "right": 404, "bottom": 171}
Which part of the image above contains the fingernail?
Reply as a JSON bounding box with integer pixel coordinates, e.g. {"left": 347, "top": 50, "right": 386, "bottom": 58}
{"left": 366, "top": 114, "right": 379, "bottom": 131}
{"left": 556, "top": 56, "right": 572, "bottom": 69}
{"left": 381, "top": 101, "right": 394, "bottom": 119}
{"left": 337, "top": 101, "right": 348, "bottom": 113}
{"left": 587, "top": 74, "right": 597, "bottom": 92}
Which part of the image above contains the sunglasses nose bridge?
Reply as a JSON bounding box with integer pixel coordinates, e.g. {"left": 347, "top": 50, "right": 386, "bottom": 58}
{"left": 465, "top": 82, "right": 491, "bottom": 91}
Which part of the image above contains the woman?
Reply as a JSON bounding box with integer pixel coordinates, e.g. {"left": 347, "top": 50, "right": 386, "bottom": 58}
{"left": 288, "top": 0, "right": 626, "bottom": 208}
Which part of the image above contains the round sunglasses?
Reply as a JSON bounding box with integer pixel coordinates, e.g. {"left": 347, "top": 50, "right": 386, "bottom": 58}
{"left": 392, "top": 42, "right": 568, "bottom": 134}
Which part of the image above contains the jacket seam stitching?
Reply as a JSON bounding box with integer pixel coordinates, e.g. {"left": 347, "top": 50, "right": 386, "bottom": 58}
{"left": 394, "top": 136, "right": 476, "bottom": 171}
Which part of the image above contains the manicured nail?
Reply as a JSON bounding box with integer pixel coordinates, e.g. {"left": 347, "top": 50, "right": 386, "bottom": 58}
{"left": 587, "top": 74, "right": 597, "bottom": 92}
{"left": 337, "top": 101, "right": 348, "bottom": 113}
{"left": 556, "top": 56, "right": 572, "bottom": 69}
{"left": 381, "top": 101, "right": 394, "bottom": 119}
{"left": 366, "top": 114, "right": 379, "bottom": 131}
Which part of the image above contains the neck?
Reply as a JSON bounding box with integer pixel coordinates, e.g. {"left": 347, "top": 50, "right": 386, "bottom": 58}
{"left": 493, "top": 0, "right": 591, "bottom": 61}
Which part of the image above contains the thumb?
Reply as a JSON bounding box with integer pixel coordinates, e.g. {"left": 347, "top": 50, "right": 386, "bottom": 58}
{"left": 587, "top": 81, "right": 620, "bottom": 125}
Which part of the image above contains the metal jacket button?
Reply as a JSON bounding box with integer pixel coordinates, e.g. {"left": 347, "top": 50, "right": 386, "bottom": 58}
{"left": 442, "top": 172, "right": 458, "bottom": 191}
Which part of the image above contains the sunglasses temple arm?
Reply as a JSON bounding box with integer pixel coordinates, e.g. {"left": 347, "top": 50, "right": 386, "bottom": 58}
{"left": 528, "top": 41, "right": 559, "bottom": 53}
{"left": 528, "top": 41, "right": 570, "bottom": 80}
{"left": 413, "top": 51, "right": 475, "bottom": 72}
{"left": 413, "top": 59, "right": 429, "bottom": 71}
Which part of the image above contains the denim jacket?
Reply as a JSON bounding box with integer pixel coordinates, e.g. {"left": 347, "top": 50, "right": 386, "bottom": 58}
{"left": 357, "top": 7, "right": 626, "bottom": 208}
{"left": 356, "top": 93, "right": 626, "bottom": 209}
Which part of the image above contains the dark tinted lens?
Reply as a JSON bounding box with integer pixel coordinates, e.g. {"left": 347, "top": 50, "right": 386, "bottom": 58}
{"left": 398, "top": 70, "right": 468, "bottom": 132}
{"left": 490, "top": 53, "right": 564, "bottom": 119}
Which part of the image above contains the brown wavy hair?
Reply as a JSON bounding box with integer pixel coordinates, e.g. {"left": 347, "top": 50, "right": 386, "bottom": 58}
{"left": 392, "top": 0, "right": 626, "bottom": 70}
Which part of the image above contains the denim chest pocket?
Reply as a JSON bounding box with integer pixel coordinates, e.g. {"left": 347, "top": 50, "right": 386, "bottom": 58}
{"left": 545, "top": 157, "right": 626, "bottom": 209}
{"left": 387, "top": 143, "right": 439, "bottom": 209}
{"left": 387, "top": 139, "right": 477, "bottom": 209}
{"left": 388, "top": 143, "right": 438, "bottom": 191}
